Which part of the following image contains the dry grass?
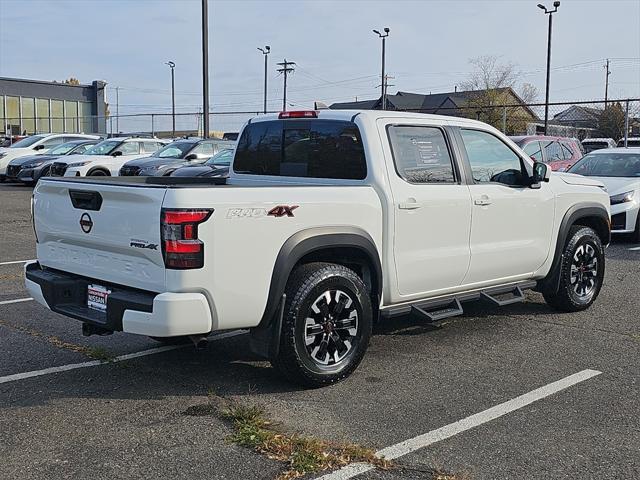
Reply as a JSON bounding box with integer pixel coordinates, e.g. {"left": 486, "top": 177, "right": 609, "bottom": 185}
{"left": 219, "top": 401, "right": 391, "bottom": 480}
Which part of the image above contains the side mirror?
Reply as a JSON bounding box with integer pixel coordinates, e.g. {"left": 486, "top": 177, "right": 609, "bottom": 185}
{"left": 185, "top": 153, "right": 198, "bottom": 161}
{"left": 112, "top": 150, "right": 123, "bottom": 157}
{"left": 34, "top": 144, "right": 45, "bottom": 151}
{"left": 531, "top": 161, "right": 551, "bottom": 188}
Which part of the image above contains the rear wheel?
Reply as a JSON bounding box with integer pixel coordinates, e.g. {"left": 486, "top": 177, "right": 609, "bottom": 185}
{"left": 543, "top": 226, "right": 605, "bottom": 312}
{"left": 271, "top": 262, "right": 372, "bottom": 387}
{"left": 88, "top": 169, "right": 108, "bottom": 176}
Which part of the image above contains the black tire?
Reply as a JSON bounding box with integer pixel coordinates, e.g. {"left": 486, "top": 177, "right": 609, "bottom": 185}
{"left": 543, "top": 226, "right": 605, "bottom": 312}
{"left": 88, "top": 169, "right": 109, "bottom": 176}
{"left": 271, "top": 262, "right": 373, "bottom": 388}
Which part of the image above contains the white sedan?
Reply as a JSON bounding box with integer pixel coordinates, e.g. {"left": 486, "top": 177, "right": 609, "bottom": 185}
{"left": 568, "top": 147, "right": 640, "bottom": 242}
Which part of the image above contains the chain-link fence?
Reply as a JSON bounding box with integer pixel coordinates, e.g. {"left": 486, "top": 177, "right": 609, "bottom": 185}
{"left": 3, "top": 98, "right": 639, "bottom": 143}
{"left": 369, "top": 98, "right": 640, "bottom": 142}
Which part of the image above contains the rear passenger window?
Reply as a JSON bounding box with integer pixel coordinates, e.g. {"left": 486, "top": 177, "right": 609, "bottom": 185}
{"left": 234, "top": 120, "right": 366, "bottom": 179}
{"left": 387, "top": 126, "right": 456, "bottom": 183}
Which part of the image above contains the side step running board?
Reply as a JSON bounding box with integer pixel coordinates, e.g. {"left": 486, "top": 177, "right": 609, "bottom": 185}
{"left": 411, "top": 298, "right": 463, "bottom": 323}
{"left": 480, "top": 286, "right": 526, "bottom": 307}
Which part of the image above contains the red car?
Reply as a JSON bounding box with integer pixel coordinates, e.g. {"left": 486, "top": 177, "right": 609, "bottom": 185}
{"left": 510, "top": 135, "right": 584, "bottom": 171}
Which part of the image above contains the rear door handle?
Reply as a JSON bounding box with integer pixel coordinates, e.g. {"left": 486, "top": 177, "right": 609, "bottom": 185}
{"left": 399, "top": 202, "right": 421, "bottom": 210}
{"left": 474, "top": 196, "right": 492, "bottom": 206}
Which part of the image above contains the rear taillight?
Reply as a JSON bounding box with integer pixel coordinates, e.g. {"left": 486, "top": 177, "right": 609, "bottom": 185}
{"left": 161, "top": 208, "right": 213, "bottom": 269}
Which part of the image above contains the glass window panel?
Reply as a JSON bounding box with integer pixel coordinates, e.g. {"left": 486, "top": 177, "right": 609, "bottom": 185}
{"left": 6, "top": 96, "right": 20, "bottom": 134}
{"left": 461, "top": 129, "right": 526, "bottom": 186}
{"left": 0, "top": 96, "right": 4, "bottom": 130}
{"left": 21, "top": 97, "right": 35, "bottom": 134}
{"left": 79, "top": 102, "right": 92, "bottom": 133}
{"left": 388, "top": 126, "right": 456, "bottom": 183}
{"left": 65, "top": 101, "right": 78, "bottom": 133}
{"left": 36, "top": 98, "right": 50, "bottom": 133}
{"left": 51, "top": 100, "right": 64, "bottom": 133}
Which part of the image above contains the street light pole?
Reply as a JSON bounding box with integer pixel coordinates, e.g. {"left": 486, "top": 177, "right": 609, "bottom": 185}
{"left": 258, "top": 46, "right": 271, "bottom": 114}
{"left": 165, "top": 61, "right": 176, "bottom": 137}
{"left": 373, "top": 28, "right": 390, "bottom": 110}
{"left": 538, "top": 2, "right": 560, "bottom": 135}
{"left": 201, "top": 0, "right": 209, "bottom": 138}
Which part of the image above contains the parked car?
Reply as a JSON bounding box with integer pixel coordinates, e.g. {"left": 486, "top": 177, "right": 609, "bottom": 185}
{"left": 0, "top": 133, "right": 100, "bottom": 182}
{"left": 510, "top": 135, "right": 583, "bottom": 171}
{"left": 50, "top": 137, "right": 168, "bottom": 177}
{"left": 568, "top": 147, "right": 640, "bottom": 242}
{"left": 26, "top": 110, "right": 610, "bottom": 387}
{"left": 5, "top": 139, "right": 100, "bottom": 185}
{"left": 581, "top": 138, "right": 616, "bottom": 153}
{"left": 170, "top": 148, "right": 234, "bottom": 178}
{"left": 119, "top": 138, "right": 235, "bottom": 176}
{"left": 618, "top": 137, "right": 640, "bottom": 147}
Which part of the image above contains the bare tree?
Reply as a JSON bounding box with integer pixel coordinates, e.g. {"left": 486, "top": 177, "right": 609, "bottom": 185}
{"left": 459, "top": 56, "right": 538, "bottom": 134}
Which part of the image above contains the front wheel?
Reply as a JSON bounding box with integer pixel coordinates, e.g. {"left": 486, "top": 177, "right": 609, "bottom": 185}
{"left": 543, "top": 226, "right": 605, "bottom": 312}
{"left": 632, "top": 211, "right": 640, "bottom": 243}
{"left": 271, "top": 262, "right": 372, "bottom": 388}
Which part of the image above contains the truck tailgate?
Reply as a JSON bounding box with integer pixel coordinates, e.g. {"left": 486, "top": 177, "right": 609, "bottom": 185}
{"left": 33, "top": 179, "right": 167, "bottom": 292}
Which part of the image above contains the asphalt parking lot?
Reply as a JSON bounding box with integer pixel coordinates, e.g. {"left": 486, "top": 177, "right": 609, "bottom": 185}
{"left": 1, "top": 181, "right": 639, "bottom": 480}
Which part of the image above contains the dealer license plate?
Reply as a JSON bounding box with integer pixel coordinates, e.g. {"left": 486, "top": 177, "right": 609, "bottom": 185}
{"left": 87, "top": 284, "right": 111, "bottom": 312}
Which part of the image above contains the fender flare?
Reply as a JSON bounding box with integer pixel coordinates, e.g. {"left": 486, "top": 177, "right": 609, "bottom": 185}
{"left": 249, "top": 226, "right": 382, "bottom": 359}
{"left": 539, "top": 202, "right": 610, "bottom": 294}
{"left": 258, "top": 226, "right": 382, "bottom": 329}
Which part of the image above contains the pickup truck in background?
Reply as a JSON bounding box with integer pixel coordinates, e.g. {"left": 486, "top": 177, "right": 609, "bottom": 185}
{"left": 26, "top": 110, "right": 611, "bottom": 387}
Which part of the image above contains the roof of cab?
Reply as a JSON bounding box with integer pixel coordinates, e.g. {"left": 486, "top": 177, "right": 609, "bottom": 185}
{"left": 250, "top": 109, "right": 489, "bottom": 128}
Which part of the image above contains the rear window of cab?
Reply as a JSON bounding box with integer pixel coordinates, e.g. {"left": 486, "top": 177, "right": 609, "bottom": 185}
{"left": 233, "top": 119, "right": 367, "bottom": 180}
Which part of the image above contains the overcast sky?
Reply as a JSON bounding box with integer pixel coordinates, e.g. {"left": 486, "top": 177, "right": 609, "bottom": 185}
{"left": 1, "top": 0, "right": 639, "bottom": 117}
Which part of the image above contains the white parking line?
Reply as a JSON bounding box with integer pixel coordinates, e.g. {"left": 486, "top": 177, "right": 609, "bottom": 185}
{"left": 0, "top": 330, "right": 247, "bottom": 385}
{"left": 317, "top": 369, "right": 602, "bottom": 480}
{"left": 0, "top": 259, "right": 34, "bottom": 266}
{"left": 0, "top": 297, "right": 33, "bottom": 306}
{"left": 629, "top": 246, "right": 640, "bottom": 251}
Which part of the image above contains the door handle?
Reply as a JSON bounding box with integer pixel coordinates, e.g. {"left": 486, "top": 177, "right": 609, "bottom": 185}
{"left": 399, "top": 202, "right": 421, "bottom": 210}
{"left": 474, "top": 196, "right": 492, "bottom": 206}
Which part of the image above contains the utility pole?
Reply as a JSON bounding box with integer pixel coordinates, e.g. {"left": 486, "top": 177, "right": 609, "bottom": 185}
{"left": 604, "top": 59, "right": 611, "bottom": 107}
{"left": 115, "top": 86, "right": 119, "bottom": 134}
{"left": 166, "top": 61, "right": 176, "bottom": 137}
{"left": 538, "top": 2, "right": 560, "bottom": 135}
{"left": 373, "top": 28, "right": 390, "bottom": 110}
{"left": 201, "top": 0, "right": 210, "bottom": 138}
{"left": 377, "top": 74, "right": 394, "bottom": 109}
{"left": 258, "top": 46, "right": 271, "bottom": 114}
{"left": 277, "top": 59, "right": 295, "bottom": 111}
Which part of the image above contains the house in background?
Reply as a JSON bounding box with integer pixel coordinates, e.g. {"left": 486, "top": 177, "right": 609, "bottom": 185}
{"left": 330, "top": 87, "right": 538, "bottom": 134}
{"left": 552, "top": 105, "right": 602, "bottom": 129}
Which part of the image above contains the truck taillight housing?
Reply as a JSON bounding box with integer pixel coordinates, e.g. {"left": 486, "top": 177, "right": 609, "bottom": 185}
{"left": 161, "top": 209, "right": 213, "bottom": 269}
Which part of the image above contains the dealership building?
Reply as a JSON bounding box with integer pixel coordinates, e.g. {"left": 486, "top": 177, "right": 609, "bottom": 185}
{"left": 0, "top": 76, "right": 108, "bottom": 136}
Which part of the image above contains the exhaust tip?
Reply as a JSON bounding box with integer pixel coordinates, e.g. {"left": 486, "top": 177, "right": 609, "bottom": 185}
{"left": 189, "top": 335, "right": 209, "bottom": 350}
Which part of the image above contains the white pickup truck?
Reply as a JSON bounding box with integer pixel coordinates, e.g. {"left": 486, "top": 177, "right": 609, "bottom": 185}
{"left": 26, "top": 110, "right": 611, "bottom": 387}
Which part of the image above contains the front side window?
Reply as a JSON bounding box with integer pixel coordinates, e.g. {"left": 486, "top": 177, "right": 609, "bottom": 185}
{"left": 387, "top": 125, "right": 455, "bottom": 183}
{"left": 523, "top": 141, "right": 543, "bottom": 162}
{"left": 85, "top": 140, "right": 121, "bottom": 155}
{"left": 461, "top": 129, "right": 526, "bottom": 186}
{"left": 234, "top": 120, "right": 366, "bottom": 179}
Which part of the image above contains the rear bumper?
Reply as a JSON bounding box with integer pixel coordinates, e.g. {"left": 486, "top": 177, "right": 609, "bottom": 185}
{"left": 25, "top": 261, "right": 212, "bottom": 337}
